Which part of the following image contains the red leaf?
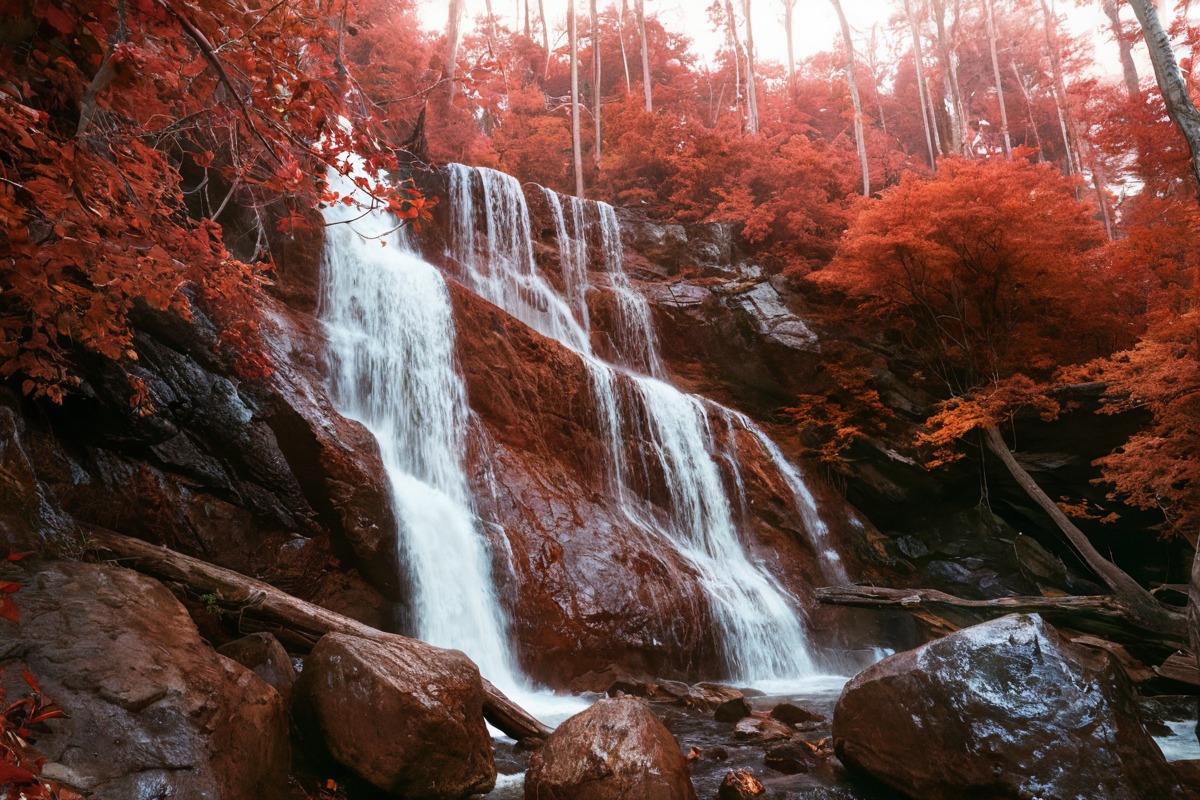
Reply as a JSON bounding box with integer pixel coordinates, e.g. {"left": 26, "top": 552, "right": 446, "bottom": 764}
{"left": 0, "top": 760, "right": 36, "bottom": 784}
{"left": 6, "top": 551, "right": 33, "bottom": 563}
{"left": 0, "top": 595, "right": 18, "bottom": 623}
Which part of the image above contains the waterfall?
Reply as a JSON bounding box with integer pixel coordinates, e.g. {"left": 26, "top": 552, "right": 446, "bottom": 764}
{"left": 319, "top": 164, "right": 522, "bottom": 692}
{"left": 448, "top": 164, "right": 834, "bottom": 682}
{"left": 595, "top": 202, "right": 665, "bottom": 377}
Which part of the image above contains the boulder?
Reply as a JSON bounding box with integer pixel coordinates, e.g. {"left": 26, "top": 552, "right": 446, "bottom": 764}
{"left": 3, "top": 561, "right": 289, "bottom": 799}
{"left": 717, "top": 769, "right": 765, "bottom": 799}
{"left": 293, "top": 631, "right": 494, "bottom": 798}
{"left": 763, "top": 742, "right": 813, "bottom": 775}
{"left": 768, "top": 702, "right": 824, "bottom": 726}
{"left": 833, "top": 613, "right": 1188, "bottom": 800}
{"left": 217, "top": 633, "right": 296, "bottom": 701}
{"left": 732, "top": 716, "right": 794, "bottom": 743}
{"left": 714, "top": 696, "right": 752, "bottom": 723}
{"left": 524, "top": 696, "right": 697, "bottom": 800}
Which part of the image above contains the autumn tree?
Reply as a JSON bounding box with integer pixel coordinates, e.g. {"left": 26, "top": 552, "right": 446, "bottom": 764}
{"left": 1, "top": 0, "right": 430, "bottom": 404}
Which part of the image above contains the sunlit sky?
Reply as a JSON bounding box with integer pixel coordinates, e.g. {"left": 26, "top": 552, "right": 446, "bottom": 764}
{"left": 414, "top": 0, "right": 1131, "bottom": 80}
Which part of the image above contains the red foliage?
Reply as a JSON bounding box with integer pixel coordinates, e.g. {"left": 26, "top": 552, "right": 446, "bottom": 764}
{"left": 819, "top": 158, "right": 1118, "bottom": 391}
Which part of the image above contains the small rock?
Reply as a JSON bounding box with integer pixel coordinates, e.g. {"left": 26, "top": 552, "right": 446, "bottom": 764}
{"left": 714, "top": 696, "right": 752, "bottom": 723}
{"left": 717, "top": 769, "right": 766, "bottom": 799}
{"left": 525, "top": 696, "right": 697, "bottom": 800}
{"left": 768, "top": 703, "right": 825, "bottom": 726}
{"left": 705, "top": 746, "right": 729, "bottom": 761}
{"left": 733, "top": 716, "right": 794, "bottom": 743}
{"left": 218, "top": 632, "right": 296, "bottom": 701}
{"left": 763, "top": 742, "right": 812, "bottom": 775}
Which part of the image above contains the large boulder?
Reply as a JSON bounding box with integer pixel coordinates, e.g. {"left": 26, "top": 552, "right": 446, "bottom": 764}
{"left": 292, "top": 631, "right": 495, "bottom": 798}
{"left": 2, "top": 560, "right": 289, "bottom": 799}
{"left": 833, "top": 613, "right": 1188, "bottom": 800}
{"left": 524, "top": 696, "right": 697, "bottom": 800}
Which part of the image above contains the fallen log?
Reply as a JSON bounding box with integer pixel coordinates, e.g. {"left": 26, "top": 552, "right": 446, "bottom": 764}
{"left": 816, "top": 584, "right": 1190, "bottom": 655}
{"left": 85, "top": 527, "right": 553, "bottom": 742}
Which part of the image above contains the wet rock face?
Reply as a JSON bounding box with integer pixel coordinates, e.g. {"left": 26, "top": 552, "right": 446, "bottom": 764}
{"left": 833, "top": 614, "right": 1188, "bottom": 800}
{"left": 293, "top": 632, "right": 495, "bottom": 798}
{"left": 525, "top": 696, "right": 697, "bottom": 800}
{"left": 6, "top": 296, "right": 402, "bottom": 613}
{"left": 3, "top": 561, "right": 289, "bottom": 799}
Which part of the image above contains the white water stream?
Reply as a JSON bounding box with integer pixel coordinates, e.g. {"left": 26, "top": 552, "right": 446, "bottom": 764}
{"left": 319, "top": 164, "right": 584, "bottom": 719}
{"left": 447, "top": 164, "right": 842, "bottom": 682}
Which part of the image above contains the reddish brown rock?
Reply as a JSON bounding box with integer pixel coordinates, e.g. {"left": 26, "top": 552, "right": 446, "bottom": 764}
{"left": 293, "top": 632, "right": 495, "bottom": 798}
{"left": 217, "top": 632, "right": 296, "bottom": 701}
{"left": 713, "top": 696, "right": 752, "bottom": 723}
{"left": 717, "top": 769, "right": 766, "bottom": 799}
{"left": 732, "top": 716, "right": 794, "bottom": 743}
{"left": 524, "top": 696, "right": 697, "bottom": 800}
{"left": 4, "top": 561, "right": 289, "bottom": 800}
{"left": 768, "top": 703, "right": 824, "bottom": 726}
{"left": 834, "top": 614, "right": 1188, "bottom": 800}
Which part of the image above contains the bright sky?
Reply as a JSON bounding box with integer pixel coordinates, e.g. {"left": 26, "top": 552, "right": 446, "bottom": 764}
{"left": 415, "top": 0, "right": 1128, "bottom": 79}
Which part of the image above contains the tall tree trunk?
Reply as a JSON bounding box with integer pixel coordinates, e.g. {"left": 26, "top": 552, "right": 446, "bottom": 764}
{"left": 742, "top": 0, "right": 759, "bottom": 133}
{"left": 524, "top": 0, "right": 531, "bottom": 38}
{"left": 592, "top": 0, "right": 602, "bottom": 167}
{"left": 539, "top": 0, "right": 550, "bottom": 79}
{"left": 723, "top": 0, "right": 744, "bottom": 130}
{"left": 636, "top": 0, "right": 653, "bottom": 111}
{"left": 1011, "top": 60, "right": 1044, "bottom": 157}
{"left": 984, "top": 0, "right": 1012, "bottom": 157}
{"left": 868, "top": 24, "right": 889, "bottom": 135}
{"left": 903, "top": 0, "right": 937, "bottom": 169}
{"left": 1039, "top": 0, "right": 1081, "bottom": 175}
{"left": 1101, "top": 0, "right": 1140, "bottom": 100}
{"left": 1129, "top": 0, "right": 1200, "bottom": 189}
{"left": 930, "top": 0, "right": 967, "bottom": 155}
{"left": 831, "top": 0, "right": 870, "bottom": 196}
{"left": 926, "top": 74, "right": 944, "bottom": 155}
{"left": 618, "top": 0, "right": 632, "bottom": 91}
{"left": 570, "top": 0, "right": 584, "bottom": 196}
{"left": 444, "top": 0, "right": 465, "bottom": 104}
{"left": 783, "top": 0, "right": 797, "bottom": 96}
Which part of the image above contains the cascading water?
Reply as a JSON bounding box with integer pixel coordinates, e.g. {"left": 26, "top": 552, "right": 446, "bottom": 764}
{"left": 447, "top": 163, "right": 834, "bottom": 682}
{"left": 595, "top": 202, "right": 665, "bottom": 377}
{"left": 319, "top": 164, "right": 522, "bottom": 692}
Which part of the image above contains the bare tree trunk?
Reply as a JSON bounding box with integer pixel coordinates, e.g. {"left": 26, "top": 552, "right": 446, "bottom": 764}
{"left": 816, "top": 585, "right": 1189, "bottom": 652}
{"left": 831, "top": 0, "right": 870, "bottom": 195}
{"left": 1011, "top": 60, "right": 1044, "bottom": 157}
{"left": 1101, "top": 0, "right": 1140, "bottom": 100}
{"left": 742, "top": 0, "right": 759, "bottom": 133}
{"left": 570, "top": 0, "right": 584, "bottom": 196}
{"left": 524, "top": 0, "right": 531, "bottom": 38}
{"left": 87, "top": 528, "right": 554, "bottom": 742}
{"left": 444, "top": 0, "right": 465, "bottom": 103}
{"left": 867, "top": 24, "right": 889, "bottom": 135}
{"left": 592, "top": 0, "right": 602, "bottom": 167}
{"left": 782, "top": 0, "right": 797, "bottom": 96}
{"left": 1129, "top": 0, "right": 1200, "bottom": 188}
{"left": 636, "top": 0, "right": 653, "bottom": 111}
{"left": 1039, "top": 0, "right": 1081, "bottom": 175}
{"left": 723, "top": 0, "right": 744, "bottom": 130}
{"left": 984, "top": 0, "right": 1012, "bottom": 157}
{"left": 930, "top": 0, "right": 967, "bottom": 155}
{"left": 982, "top": 424, "right": 1180, "bottom": 633}
{"left": 903, "top": 0, "right": 937, "bottom": 170}
{"left": 539, "top": 0, "right": 550, "bottom": 80}
{"left": 618, "top": 0, "right": 631, "bottom": 91}
{"left": 926, "top": 74, "right": 944, "bottom": 154}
